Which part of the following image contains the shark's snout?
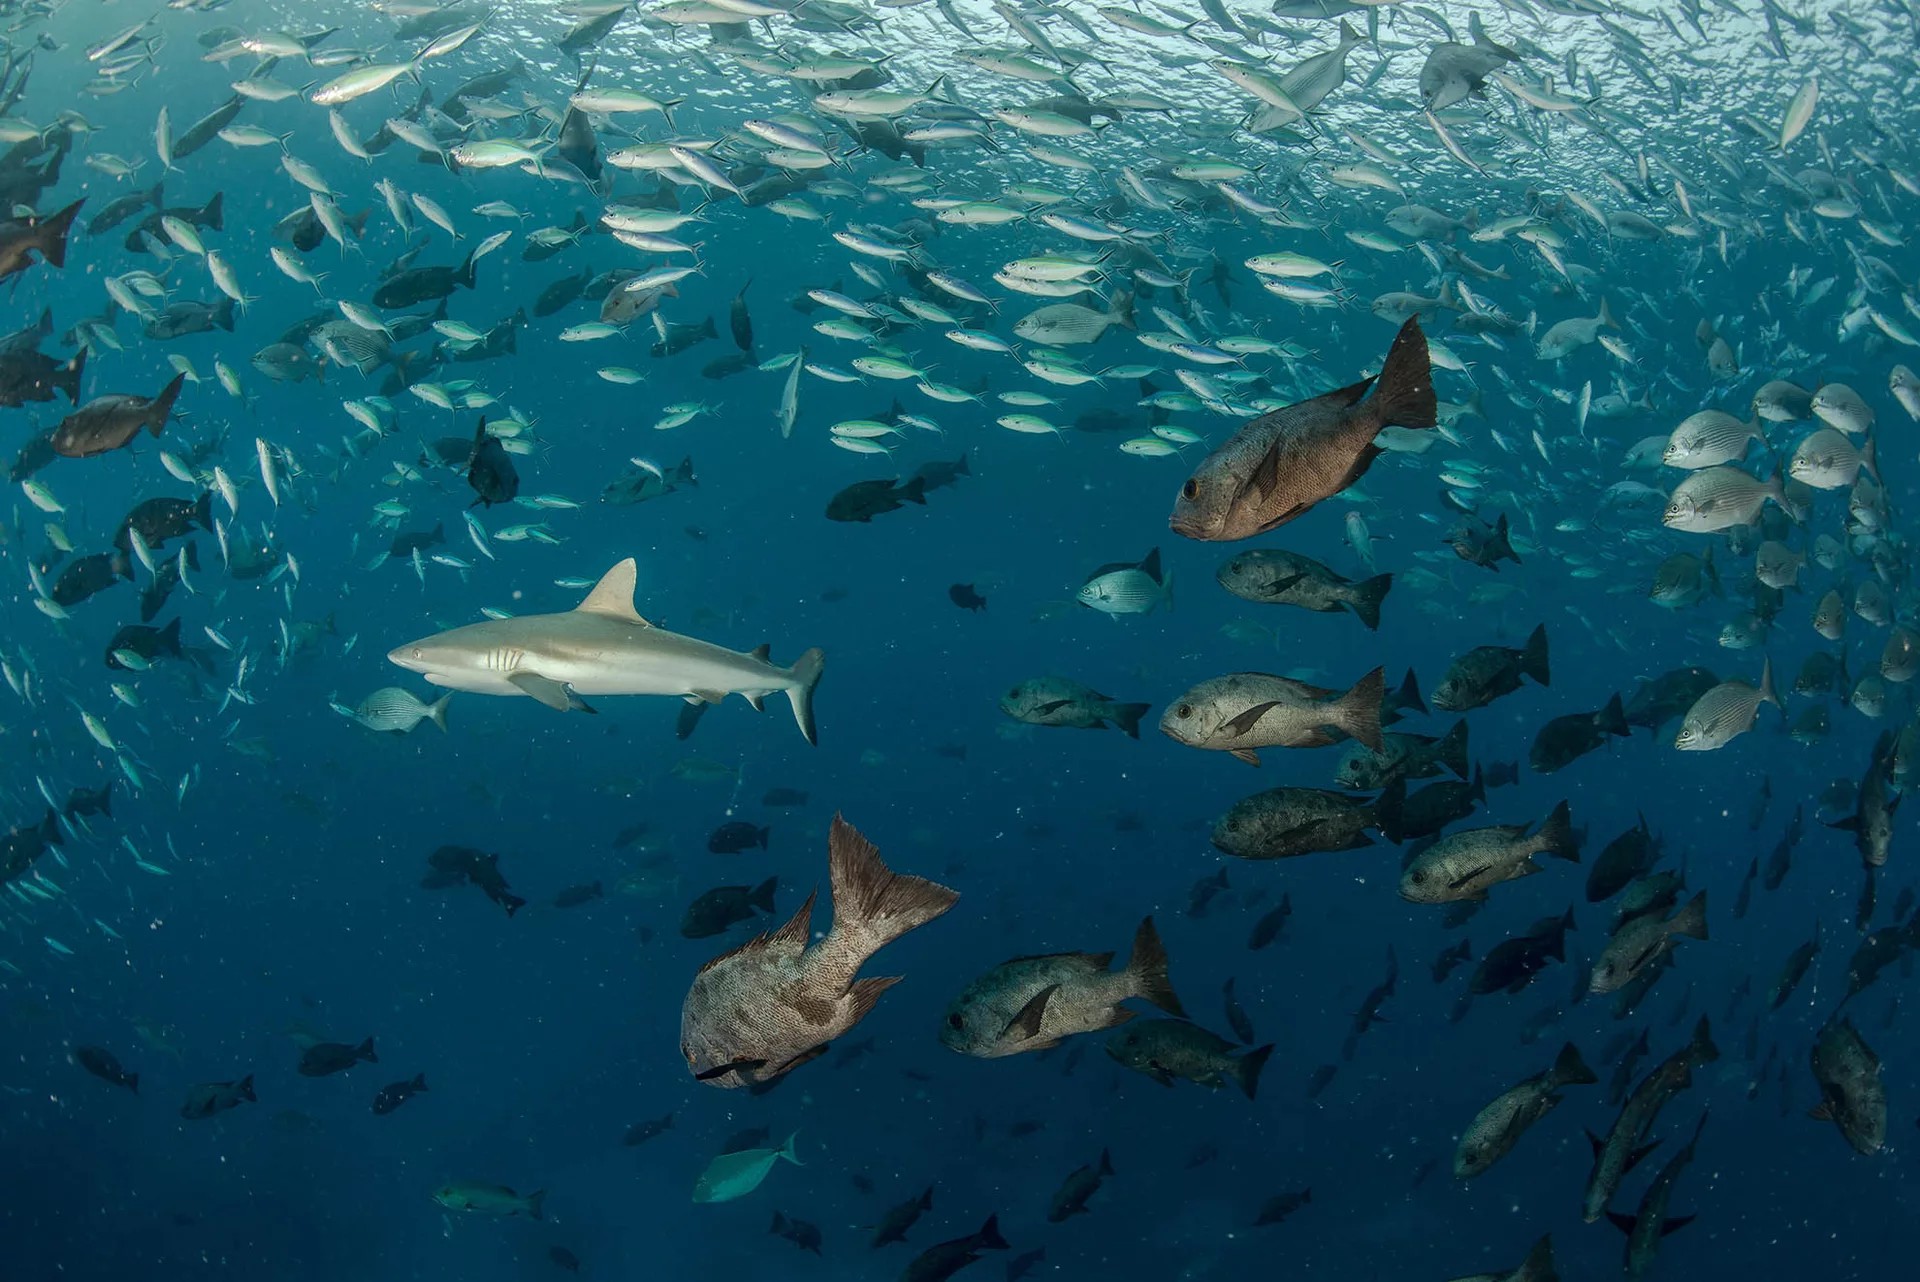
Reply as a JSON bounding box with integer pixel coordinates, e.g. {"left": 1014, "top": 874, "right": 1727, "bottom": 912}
{"left": 387, "top": 642, "right": 429, "bottom": 672}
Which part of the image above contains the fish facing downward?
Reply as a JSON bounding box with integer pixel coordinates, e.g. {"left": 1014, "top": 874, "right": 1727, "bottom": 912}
{"left": 388, "top": 558, "right": 826, "bottom": 743}
{"left": 680, "top": 814, "right": 959, "bottom": 1089}
{"left": 1170, "top": 316, "right": 1436, "bottom": 541}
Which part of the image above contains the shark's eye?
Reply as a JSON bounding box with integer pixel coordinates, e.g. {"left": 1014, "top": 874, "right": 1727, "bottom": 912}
{"left": 411, "top": 648, "right": 424, "bottom": 660}
{"left": 1182, "top": 479, "right": 1199, "bottom": 500}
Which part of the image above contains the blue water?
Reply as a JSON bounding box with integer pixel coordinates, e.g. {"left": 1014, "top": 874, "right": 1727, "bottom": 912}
{"left": 2, "top": 2, "right": 1916, "bottom": 1279}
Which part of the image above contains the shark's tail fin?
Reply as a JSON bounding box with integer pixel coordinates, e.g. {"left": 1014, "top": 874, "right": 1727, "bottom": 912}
{"left": 785, "top": 647, "right": 826, "bottom": 745}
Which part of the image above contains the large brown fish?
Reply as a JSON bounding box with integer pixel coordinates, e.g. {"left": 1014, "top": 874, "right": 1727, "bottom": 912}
{"left": 681, "top": 814, "right": 958, "bottom": 1089}
{"left": 1170, "top": 316, "right": 1436, "bottom": 541}
{"left": 51, "top": 373, "right": 186, "bottom": 459}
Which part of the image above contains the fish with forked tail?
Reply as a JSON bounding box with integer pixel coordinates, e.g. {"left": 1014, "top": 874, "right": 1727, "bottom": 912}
{"left": 1171, "top": 316, "right": 1436, "bottom": 541}
{"left": 681, "top": 815, "right": 958, "bottom": 1088}
{"left": 940, "top": 916, "right": 1185, "bottom": 1057}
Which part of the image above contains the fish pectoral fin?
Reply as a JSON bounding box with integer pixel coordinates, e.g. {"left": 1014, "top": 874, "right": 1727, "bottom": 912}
{"left": 1446, "top": 863, "right": 1492, "bottom": 890}
{"left": 1241, "top": 441, "right": 1286, "bottom": 505}
{"left": 1001, "top": 984, "right": 1060, "bottom": 1042}
{"left": 508, "top": 672, "right": 592, "bottom": 713}
{"left": 1230, "top": 748, "right": 1262, "bottom": 766}
{"left": 1221, "top": 701, "right": 1282, "bottom": 739}
{"left": 769, "top": 1044, "right": 831, "bottom": 1078}
{"left": 694, "top": 1057, "right": 767, "bottom": 1082}
{"left": 1257, "top": 573, "right": 1307, "bottom": 598}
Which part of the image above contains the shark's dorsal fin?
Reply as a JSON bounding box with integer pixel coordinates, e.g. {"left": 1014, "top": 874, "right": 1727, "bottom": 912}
{"left": 575, "top": 558, "right": 651, "bottom": 625}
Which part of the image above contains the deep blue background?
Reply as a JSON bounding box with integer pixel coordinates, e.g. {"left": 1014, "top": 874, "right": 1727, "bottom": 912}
{"left": 2, "top": 3, "right": 1915, "bottom": 1280}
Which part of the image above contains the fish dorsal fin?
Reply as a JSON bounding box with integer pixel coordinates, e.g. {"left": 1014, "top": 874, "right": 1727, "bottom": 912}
{"left": 575, "top": 558, "right": 652, "bottom": 625}
{"left": 766, "top": 889, "right": 818, "bottom": 949}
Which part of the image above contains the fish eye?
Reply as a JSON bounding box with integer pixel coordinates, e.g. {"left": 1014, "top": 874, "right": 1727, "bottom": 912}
{"left": 1007, "top": 687, "right": 1021, "bottom": 699}
{"left": 946, "top": 1013, "right": 964, "bottom": 1030}
{"left": 1410, "top": 870, "right": 1426, "bottom": 884}
{"left": 1176, "top": 704, "right": 1192, "bottom": 718}
{"left": 1182, "top": 479, "right": 1199, "bottom": 500}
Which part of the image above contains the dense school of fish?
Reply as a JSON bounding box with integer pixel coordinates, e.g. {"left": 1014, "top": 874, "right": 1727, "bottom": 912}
{"left": 3, "top": 0, "right": 1920, "bottom": 1276}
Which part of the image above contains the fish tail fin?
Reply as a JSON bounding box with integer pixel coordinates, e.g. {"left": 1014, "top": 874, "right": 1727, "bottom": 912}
{"left": 412, "top": 1073, "right": 427, "bottom": 1091}
{"left": 1337, "top": 666, "right": 1386, "bottom": 753}
{"left": 1126, "top": 916, "right": 1185, "bottom": 1016}
{"left": 148, "top": 372, "right": 187, "bottom": 435}
{"left": 202, "top": 191, "right": 225, "bottom": 232}
{"left": 1494, "top": 512, "right": 1521, "bottom": 564}
{"left": 826, "top": 813, "right": 959, "bottom": 954}
{"left": 1538, "top": 800, "right": 1578, "bottom": 862}
{"left": 237, "top": 1074, "right": 256, "bottom": 1101}
{"left": 1757, "top": 655, "right": 1779, "bottom": 708}
{"left": 428, "top": 692, "right": 452, "bottom": 732}
{"left": 1690, "top": 1016, "right": 1718, "bottom": 1062}
{"left": 975, "top": 1215, "right": 1008, "bottom": 1251}
{"left": 1553, "top": 1041, "right": 1598, "bottom": 1087}
{"left": 1673, "top": 890, "right": 1710, "bottom": 941}
{"left": 1522, "top": 623, "right": 1551, "bottom": 687}
{"left": 1597, "top": 295, "right": 1617, "bottom": 329}
{"left": 1519, "top": 1235, "right": 1557, "bottom": 1282}
{"left": 1596, "top": 693, "right": 1629, "bottom": 738}
{"left": 1234, "top": 1043, "right": 1275, "bottom": 1100}
{"left": 749, "top": 876, "right": 778, "bottom": 914}
{"left": 457, "top": 247, "right": 478, "bottom": 290}
{"left": 783, "top": 647, "right": 825, "bottom": 745}
{"left": 1108, "top": 702, "right": 1151, "bottom": 739}
{"left": 779, "top": 1130, "right": 802, "bottom": 1166}
{"left": 358, "top": 1037, "right": 377, "bottom": 1062}
{"left": 38, "top": 198, "right": 84, "bottom": 268}
{"left": 527, "top": 1190, "right": 547, "bottom": 1221}
{"left": 159, "top": 617, "right": 183, "bottom": 656}
{"left": 1347, "top": 573, "right": 1394, "bottom": 631}
{"left": 1392, "top": 665, "right": 1423, "bottom": 715}
{"left": 1372, "top": 316, "right": 1437, "bottom": 430}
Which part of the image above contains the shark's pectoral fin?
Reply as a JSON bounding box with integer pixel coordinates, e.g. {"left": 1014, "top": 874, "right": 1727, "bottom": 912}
{"left": 691, "top": 688, "right": 727, "bottom": 705}
{"left": 510, "top": 672, "right": 593, "bottom": 713}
